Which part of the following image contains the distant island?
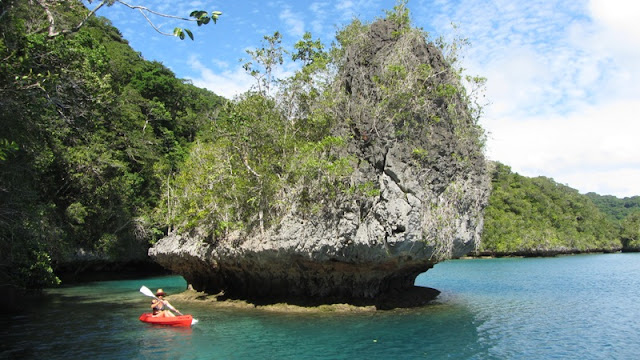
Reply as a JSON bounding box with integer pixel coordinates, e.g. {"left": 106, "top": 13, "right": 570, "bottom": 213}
{"left": 477, "top": 162, "right": 640, "bottom": 256}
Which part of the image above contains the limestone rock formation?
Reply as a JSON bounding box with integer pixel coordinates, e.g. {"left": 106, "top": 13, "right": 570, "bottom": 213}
{"left": 150, "top": 17, "right": 490, "bottom": 302}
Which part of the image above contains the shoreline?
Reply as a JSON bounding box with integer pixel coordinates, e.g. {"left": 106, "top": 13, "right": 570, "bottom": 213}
{"left": 461, "top": 248, "right": 624, "bottom": 259}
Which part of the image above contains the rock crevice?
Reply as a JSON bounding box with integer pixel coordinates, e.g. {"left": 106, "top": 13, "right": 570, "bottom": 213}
{"left": 150, "top": 18, "right": 490, "bottom": 303}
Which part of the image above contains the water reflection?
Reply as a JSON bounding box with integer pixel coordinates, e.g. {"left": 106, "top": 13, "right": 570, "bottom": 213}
{"left": 174, "top": 303, "right": 489, "bottom": 360}
{"left": 2, "top": 276, "right": 189, "bottom": 360}
{"left": 18, "top": 253, "right": 640, "bottom": 360}
{"left": 136, "top": 325, "right": 193, "bottom": 358}
{"left": 1, "top": 278, "right": 489, "bottom": 359}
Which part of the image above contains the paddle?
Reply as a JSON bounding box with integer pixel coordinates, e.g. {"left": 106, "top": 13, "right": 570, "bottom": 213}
{"left": 139, "top": 285, "right": 184, "bottom": 316}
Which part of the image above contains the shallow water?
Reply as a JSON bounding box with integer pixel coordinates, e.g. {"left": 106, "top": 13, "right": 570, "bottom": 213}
{"left": 2, "top": 253, "right": 640, "bottom": 359}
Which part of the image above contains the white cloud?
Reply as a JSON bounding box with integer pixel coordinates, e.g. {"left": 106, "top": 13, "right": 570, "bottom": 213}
{"left": 333, "top": 0, "right": 385, "bottom": 22}
{"left": 101, "top": 0, "right": 639, "bottom": 197}
{"left": 589, "top": 0, "right": 640, "bottom": 41}
{"left": 428, "top": 0, "right": 640, "bottom": 197}
{"left": 483, "top": 98, "right": 640, "bottom": 197}
{"left": 186, "top": 53, "right": 301, "bottom": 100}
{"left": 187, "top": 56, "right": 253, "bottom": 99}
{"left": 560, "top": 168, "right": 640, "bottom": 198}
{"left": 279, "top": 7, "right": 306, "bottom": 38}
{"left": 309, "top": 2, "right": 329, "bottom": 35}
{"left": 336, "top": 0, "right": 355, "bottom": 11}
{"left": 310, "top": 2, "right": 328, "bottom": 13}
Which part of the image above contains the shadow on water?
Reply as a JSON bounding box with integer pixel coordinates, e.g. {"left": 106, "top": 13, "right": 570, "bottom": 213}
{"left": 0, "top": 274, "right": 495, "bottom": 360}
{"left": 212, "top": 285, "right": 441, "bottom": 310}
{"left": 136, "top": 324, "right": 194, "bottom": 358}
{"left": 1, "top": 275, "right": 190, "bottom": 360}
{"left": 184, "top": 300, "right": 489, "bottom": 360}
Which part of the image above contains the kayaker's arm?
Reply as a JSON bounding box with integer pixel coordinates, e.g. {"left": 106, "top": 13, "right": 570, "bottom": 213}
{"left": 151, "top": 299, "right": 160, "bottom": 310}
{"left": 164, "top": 300, "right": 183, "bottom": 315}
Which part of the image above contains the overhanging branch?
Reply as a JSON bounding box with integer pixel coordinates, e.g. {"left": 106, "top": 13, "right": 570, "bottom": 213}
{"left": 35, "top": 0, "right": 216, "bottom": 38}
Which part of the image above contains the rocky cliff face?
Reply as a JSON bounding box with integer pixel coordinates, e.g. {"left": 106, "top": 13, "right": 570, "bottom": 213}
{"left": 150, "top": 18, "right": 490, "bottom": 302}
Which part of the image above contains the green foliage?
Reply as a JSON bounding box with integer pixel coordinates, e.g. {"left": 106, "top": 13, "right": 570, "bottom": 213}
{"left": 279, "top": 32, "right": 332, "bottom": 138}
{"left": 483, "top": 165, "right": 640, "bottom": 255}
{"left": 0, "top": 139, "right": 19, "bottom": 160}
{"left": 190, "top": 10, "right": 222, "bottom": 26}
{"left": 169, "top": 94, "right": 288, "bottom": 234}
{"left": 480, "top": 163, "right": 622, "bottom": 254}
{"left": 435, "top": 83, "right": 458, "bottom": 99}
{"left": 384, "top": 0, "right": 411, "bottom": 36}
{"left": 585, "top": 192, "right": 640, "bottom": 221}
{"left": 346, "top": 181, "right": 381, "bottom": 198}
{"left": 65, "top": 202, "right": 88, "bottom": 224}
{"left": 620, "top": 211, "right": 640, "bottom": 250}
{"left": 411, "top": 147, "right": 428, "bottom": 162}
{"left": 174, "top": 10, "right": 222, "bottom": 40}
{"left": 164, "top": 2, "right": 490, "bottom": 248}
{"left": 243, "top": 31, "right": 285, "bottom": 95}
{"left": 0, "top": 2, "right": 224, "bottom": 289}
{"left": 173, "top": 27, "right": 192, "bottom": 41}
{"left": 164, "top": 88, "right": 353, "bottom": 235}
{"left": 333, "top": 19, "right": 368, "bottom": 54}
{"left": 41, "top": 0, "right": 221, "bottom": 40}
{"left": 20, "top": 249, "right": 61, "bottom": 289}
{"left": 292, "top": 32, "right": 324, "bottom": 65}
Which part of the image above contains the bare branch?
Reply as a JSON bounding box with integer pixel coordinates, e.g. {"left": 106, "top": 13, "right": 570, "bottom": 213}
{"left": 135, "top": 7, "right": 173, "bottom": 36}
{"left": 232, "top": 145, "right": 261, "bottom": 178}
{"left": 36, "top": 0, "right": 61, "bottom": 37}
{"left": 37, "top": 0, "right": 108, "bottom": 37}
{"left": 34, "top": 0, "right": 219, "bottom": 39}
{"left": 73, "top": 0, "right": 108, "bottom": 32}
{"left": 115, "top": 0, "right": 195, "bottom": 22}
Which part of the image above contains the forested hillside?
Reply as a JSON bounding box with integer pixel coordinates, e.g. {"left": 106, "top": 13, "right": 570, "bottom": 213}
{"left": 585, "top": 193, "right": 640, "bottom": 250}
{"left": 479, "top": 163, "right": 629, "bottom": 255}
{"left": 585, "top": 192, "right": 640, "bottom": 220}
{"left": 2, "top": 0, "right": 637, "bottom": 293}
{"left": 0, "top": 0, "right": 224, "bottom": 289}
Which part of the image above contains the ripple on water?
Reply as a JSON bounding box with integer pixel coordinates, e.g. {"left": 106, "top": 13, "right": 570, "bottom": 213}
{"left": 4, "top": 254, "right": 640, "bottom": 359}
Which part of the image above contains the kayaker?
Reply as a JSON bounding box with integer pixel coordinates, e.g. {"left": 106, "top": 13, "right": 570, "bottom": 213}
{"left": 151, "top": 289, "right": 178, "bottom": 317}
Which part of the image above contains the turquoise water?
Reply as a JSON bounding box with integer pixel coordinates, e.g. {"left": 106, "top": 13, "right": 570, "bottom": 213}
{"left": 2, "top": 253, "right": 640, "bottom": 359}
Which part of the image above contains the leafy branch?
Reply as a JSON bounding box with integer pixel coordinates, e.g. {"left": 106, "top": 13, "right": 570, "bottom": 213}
{"left": 242, "top": 31, "right": 285, "bottom": 95}
{"left": 35, "top": 0, "right": 221, "bottom": 40}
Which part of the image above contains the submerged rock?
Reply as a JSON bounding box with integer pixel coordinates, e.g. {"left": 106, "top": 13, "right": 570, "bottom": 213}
{"left": 167, "top": 286, "right": 441, "bottom": 312}
{"left": 150, "top": 17, "right": 490, "bottom": 303}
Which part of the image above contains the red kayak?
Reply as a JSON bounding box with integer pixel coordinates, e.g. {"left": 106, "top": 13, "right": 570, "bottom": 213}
{"left": 139, "top": 313, "right": 194, "bottom": 327}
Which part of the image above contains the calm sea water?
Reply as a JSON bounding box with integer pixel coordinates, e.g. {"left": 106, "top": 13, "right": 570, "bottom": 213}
{"left": 2, "top": 253, "right": 639, "bottom": 359}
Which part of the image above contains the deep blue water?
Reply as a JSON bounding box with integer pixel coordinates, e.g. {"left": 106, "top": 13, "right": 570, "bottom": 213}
{"left": 2, "top": 253, "right": 640, "bottom": 359}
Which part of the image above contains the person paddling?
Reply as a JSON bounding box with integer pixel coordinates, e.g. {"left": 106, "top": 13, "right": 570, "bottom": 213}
{"left": 151, "top": 289, "right": 179, "bottom": 317}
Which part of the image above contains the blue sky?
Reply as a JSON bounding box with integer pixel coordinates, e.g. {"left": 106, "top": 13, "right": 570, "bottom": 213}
{"left": 88, "top": 0, "right": 640, "bottom": 198}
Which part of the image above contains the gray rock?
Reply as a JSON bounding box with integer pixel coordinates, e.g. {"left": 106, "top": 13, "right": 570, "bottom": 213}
{"left": 150, "top": 18, "right": 490, "bottom": 301}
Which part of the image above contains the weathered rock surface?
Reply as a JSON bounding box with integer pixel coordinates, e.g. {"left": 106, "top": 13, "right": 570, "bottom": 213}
{"left": 150, "top": 18, "right": 490, "bottom": 303}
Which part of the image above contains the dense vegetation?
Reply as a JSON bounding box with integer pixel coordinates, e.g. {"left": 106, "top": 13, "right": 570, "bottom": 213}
{"left": 479, "top": 163, "right": 638, "bottom": 255}
{"left": 2, "top": 0, "right": 637, "bottom": 292}
{"left": 585, "top": 193, "right": 640, "bottom": 221}
{"left": 620, "top": 212, "right": 640, "bottom": 250}
{"left": 161, "top": 1, "right": 490, "bottom": 267}
{"left": 0, "top": 0, "right": 224, "bottom": 289}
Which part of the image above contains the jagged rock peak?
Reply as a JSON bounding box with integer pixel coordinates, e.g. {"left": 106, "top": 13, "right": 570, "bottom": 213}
{"left": 150, "top": 16, "right": 490, "bottom": 304}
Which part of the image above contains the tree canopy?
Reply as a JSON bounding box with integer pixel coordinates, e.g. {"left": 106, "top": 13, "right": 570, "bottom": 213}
{"left": 32, "top": 0, "right": 221, "bottom": 40}
{"left": 2, "top": 0, "right": 636, "bottom": 292}
{"left": 585, "top": 192, "right": 640, "bottom": 221}
{"left": 0, "top": 0, "right": 224, "bottom": 288}
{"left": 479, "top": 163, "right": 623, "bottom": 255}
